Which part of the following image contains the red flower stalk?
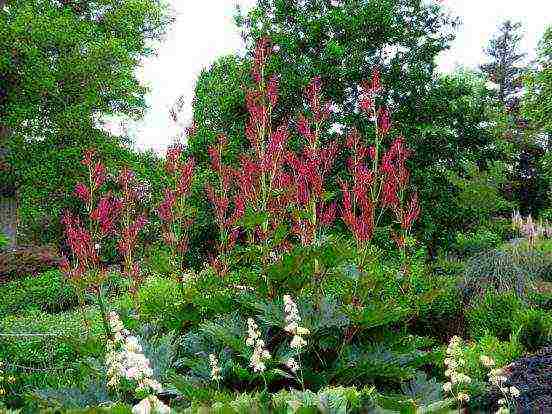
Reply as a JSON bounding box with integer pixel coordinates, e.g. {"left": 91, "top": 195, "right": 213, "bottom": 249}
{"left": 401, "top": 193, "right": 420, "bottom": 231}
{"left": 252, "top": 37, "right": 271, "bottom": 84}
{"left": 159, "top": 143, "right": 196, "bottom": 275}
{"left": 74, "top": 182, "right": 90, "bottom": 203}
{"left": 166, "top": 144, "right": 183, "bottom": 174}
{"left": 118, "top": 214, "right": 148, "bottom": 255}
{"left": 177, "top": 157, "right": 195, "bottom": 196}
{"left": 267, "top": 75, "right": 279, "bottom": 107}
{"left": 370, "top": 69, "right": 382, "bottom": 92}
{"left": 82, "top": 149, "right": 96, "bottom": 167}
{"left": 340, "top": 179, "right": 374, "bottom": 245}
{"left": 377, "top": 106, "right": 391, "bottom": 136}
{"left": 305, "top": 77, "right": 331, "bottom": 123}
{"left": 92, "top": 162, "right": 106, "bottom": 190}
{"left": 61, "top": 211, "right": 99, "bottom": 280}
{"left": 287, "top": 77, "right": 338, "bottom": 245}
{"left": 91, "top": 192, "right": 123, "bottom": 235}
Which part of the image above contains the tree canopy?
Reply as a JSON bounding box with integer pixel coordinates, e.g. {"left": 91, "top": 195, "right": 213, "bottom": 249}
{"left": 0, "top": 0, "right": 173, "bottom": 242}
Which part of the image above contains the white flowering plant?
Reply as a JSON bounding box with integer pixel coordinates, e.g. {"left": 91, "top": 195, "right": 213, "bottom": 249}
{"left": 105, "top": 311, "right": 170, "bottom": 413}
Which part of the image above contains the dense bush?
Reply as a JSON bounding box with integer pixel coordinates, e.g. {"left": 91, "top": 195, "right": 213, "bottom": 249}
{"left": 460, "top": 247, "right": 550, "bottom": 300}
{"left": 466, "top": 292, "right": 523, "bottom": 340}
{"left": 0, "top": 245, "right": 61, "bottom": 282}
{"left": 138, "top": 276, "right": 186, "bottom": 331}
{"left": 515, "top": 308, "right": 552, "bottom": 352}
{"left": 413, "top": 275, "right": 464, "bottom": 340}
{"left": 0, "top": 270, "right": 77, "bottom": 318}
{"left": 453, "top": 227, "right": 502, "bottom": 257}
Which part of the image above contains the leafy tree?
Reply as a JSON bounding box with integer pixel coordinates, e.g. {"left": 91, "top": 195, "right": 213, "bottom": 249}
{"left": 480, "top": 21, "right": 547, "bottom": 216}
{"left": 523, "top": 27, "right": 552, "bottom": 216}
{"left": 0, "top": 0, "right": 172, "bottom": 243}
{"left": 185, "top": 0, "right": 503, "bottom": 254}
{"left": 523, "top": 26, "right": 552, "bottom": 140}
{"left": 480, "top": 20, "right": 526, "bottom": 108}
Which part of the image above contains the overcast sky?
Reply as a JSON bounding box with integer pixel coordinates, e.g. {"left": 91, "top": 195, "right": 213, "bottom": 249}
{"left": 131, "top": 0, "right": 551, "bottom": 153}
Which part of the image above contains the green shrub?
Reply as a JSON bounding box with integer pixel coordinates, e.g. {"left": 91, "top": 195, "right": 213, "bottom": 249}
{"left": 466, "top": 292, "right": 523, "bottom": 340}
{"left": 515, "top": 308, "right": 552, "bottom": 352}
{"left": 454, "top": 228, "right": 502, "bottom": 257}
{"left": 529, "top": 289, "right": 552, "bottom": 310}
{"left": 414, "top": 276, "right": 463, "bottom": 340}
{"left": 0, "top": 308, "right": 104, "bottom": 369}
{"left": 144, "top": 245, "right": 175, "bottom": 277}
{"left": 0, "top": 270, "right": 78, "bottom": 318}
{"left": 138, "top": 276, "right": 186, "bottom": 331}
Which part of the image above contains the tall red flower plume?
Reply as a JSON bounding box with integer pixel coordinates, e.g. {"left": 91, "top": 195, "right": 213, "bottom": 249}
{"left": 74, "top": 182, "right": 90, "bottom": 203}
{"left": 158, "top": 189, "right": 176, "bottom": 222}
{"left": 91, "top": 192, "right": 122, "bottom": 235}
{"left": 377, "top": 107, "right": 391, "bottom": 136}
{"left": 370, "top": 69, "right": 382, "bottom": 92}
{"left": 177, "top": 157, "right": 195, "bottom": 196}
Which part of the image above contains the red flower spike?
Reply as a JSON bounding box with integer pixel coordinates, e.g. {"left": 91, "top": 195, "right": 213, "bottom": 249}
{"left": 267, "top": 75, "right": 279, "bottom": 107}
{"left": 166, "top": 145, "right": 183, "bottom": 174}
{"left": 74, "top": 182, "right": 90, "bottom": 203}
{"left": 371, "top": 69, "right": 382, "bottom": 92}
{"left": 319, "top": 201, "right": 337, "bottom": 227}
{"left": 297, "top": 115, "right": 314, "bottom": 145}
{"left": 91, "top": 192, "right": 122, "bottom": 235}
{"left": 252, "top": 37, "right": 271, "bottom": 84}
{"left": 359, "top": 96, "right": 373, "bottom": 114}
{"left": 157, "top": 189, "right": 176, "bottom": 222}
{"left": 402, "top": 193, "right": 420, "bottom": 230}
{"left": 177, "top": 157, "right": 195, "bottom": 196}
{"left": 82, "top": 149, "right": 96, "bottom": 167}
{"left": 118, "top": 168, "right": 135, "bottom": 189}
{"left": 377, "top": 107, "right": 391, "bottom": 136}
{"left": 92, "top": 163, "right": 106, "bottom": 190}
{"left": 368, "top": 146, "right": 376, "bottom": 160}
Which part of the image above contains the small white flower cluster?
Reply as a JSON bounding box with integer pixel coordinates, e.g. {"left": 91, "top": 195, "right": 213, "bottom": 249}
{"left": 442, "top": 336, "right": 471, "bottom": 404}
{"left": 209, "top": 353, "right": 222, "bottom": 381}
{"left": 483, "top": 358, "right": 520, "bottom": 414}
{"left": 246, "top": 318, "right": 271, "bottom": 373}
{"left": 285, "top": 357, "right": 299, "bottom": 373}
{"left": 283, "top": 295, "right": 310, "bottom": 350}
{"left": 131, "top": 395, "right": 170, "bottom": 414}
{"left": 105, "top": 312, "right": 169, "bottom": 414}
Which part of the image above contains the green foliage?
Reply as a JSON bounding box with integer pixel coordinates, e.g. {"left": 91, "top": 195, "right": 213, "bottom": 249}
{"left": 144, "top": 245, "right": 176, "bottom": 277}
{"left": 414, "top": 276, "right": 463, "bottom": 340}
{"left": 0, "top": 270, "right": 77, "bottom": 318}
{"left": 170, "top": 239, "right": 444, "bottom": 397}
{"left": 0, "top": 308, "right": 104, "bottom": 368}
{"left": 460, "top": 247, "right": 550, "bottom": 300}
{"left": 30, "top": 381, "right": 112, "bottom": 412}
{"left": 523, "top": 26, "right": 552, "bottom": 136}
{"left": 0, "top": 230, "right": 8, "bottom": 250}
{"left": 138, "top": 276, "right": 186, "bottom": 331}
{"left": 514, "top": 308, "right": 552, "bottom": 352}
{"left": 0, "top": 0, "right": 172, "bottom": 245}
{"left": 453, "top": 229, "right": 502, "bottom": 257}
{"left": 446, "top": 161, "right": 513, "bottom": 232}
{"left": 466, "top": 292, "right": 523, "bottom": 340}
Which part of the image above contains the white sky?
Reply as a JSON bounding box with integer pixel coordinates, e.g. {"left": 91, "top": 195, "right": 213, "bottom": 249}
{"left": 131, "top": 0, "right": 551, "bottom": 153}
